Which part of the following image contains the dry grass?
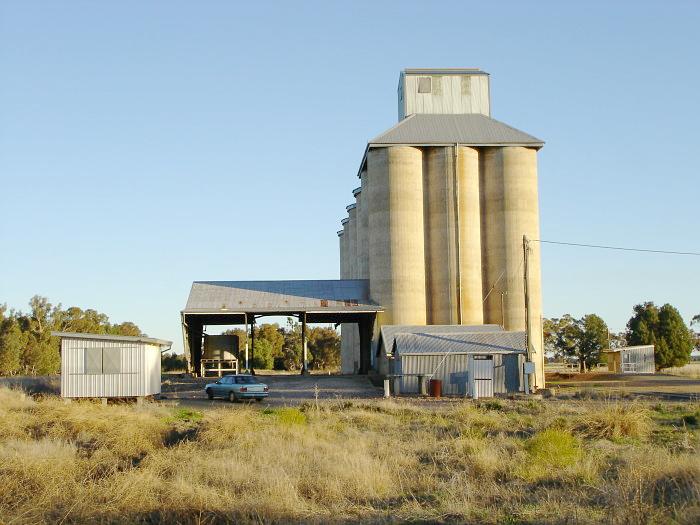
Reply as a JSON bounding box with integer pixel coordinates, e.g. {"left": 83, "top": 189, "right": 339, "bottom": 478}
{"left": 662, "top": 362, "right": 700, "bottom": 379}
{"left": 0, "top": 387, "right": 699, "bottom": 524}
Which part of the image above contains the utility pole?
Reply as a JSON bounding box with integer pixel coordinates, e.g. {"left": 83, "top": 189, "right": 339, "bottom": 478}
{"left": 523, "top": 235, "right": 535, "bottom": 390}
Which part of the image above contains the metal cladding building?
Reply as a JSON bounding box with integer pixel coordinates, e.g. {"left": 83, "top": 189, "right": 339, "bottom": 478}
{"left": 338, "top": 68, "right": 546, "bottom": 388}
{"left": 604, "top": 345, "right": 656, "bottom": 374}
{"left": 53, "top": 332, "right": 172, "bottom": 400}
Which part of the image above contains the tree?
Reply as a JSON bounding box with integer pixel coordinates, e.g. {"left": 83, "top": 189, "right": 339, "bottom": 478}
{"left": 626, "top": 302, "right": 693, "bottom": 370}
{"left": 576, "top": 314, "right": 609, "bottom": 372}
{"left": 546, "top": 314, "right": 609, "bottom": 372}
{"left": 0, "top": 306, "right": 24, "bottom": 375}
{"left": 0, "top": 295, "right": 144, "bottom": 376}
{"left": 307, "top": 326, "right": 341, "bottom": 370}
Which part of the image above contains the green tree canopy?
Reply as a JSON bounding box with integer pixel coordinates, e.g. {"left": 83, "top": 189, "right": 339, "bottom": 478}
{"left": 545, "top": 314, "right": 609, "bottom": 372}
{"left": 0, "top": 296, "right": 144, "bottom": 375}
{"left": 626, "top": 302, "right": 693, "bottom": 369}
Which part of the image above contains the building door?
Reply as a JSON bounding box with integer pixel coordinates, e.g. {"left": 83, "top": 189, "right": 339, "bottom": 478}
{"left": 470, "top": 355, "right": 494, "bottom": 398}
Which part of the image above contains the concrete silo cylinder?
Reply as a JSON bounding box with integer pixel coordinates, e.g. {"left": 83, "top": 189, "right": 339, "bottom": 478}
{"left": 456, "top": 146, "right": 484, "bottom": 325}
{"left": 480, "top": 146, "right": 543, "bottom": 387}
{"left": 367, "top": 146, "right": 427, "bottom": 326}
{"left": 346, "top": 204, "right": 360, "bottom": 370}
{"left": 423, "top": 146, "right": 483, "bottom": 325}
{"left": 424, "top": 147, "right": 457, "bottom": 324}
{"left": 355, "top": 178, "right": 369, "bottom": 279}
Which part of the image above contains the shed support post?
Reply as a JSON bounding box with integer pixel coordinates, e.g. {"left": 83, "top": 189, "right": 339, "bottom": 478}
{"left": 250, "top": 317, "right": 256, "bottom": 375}
{"left": 301, "top": 312, "right": 308, "bottom": 375}
{"left": 383, "top": 379, "right": 391, "bottom": 398}
{"left": 358, "top": 315, "right": 373, "bottom": 374}
{"left": 244, "top": 313, "right": 249, "bottom": 372}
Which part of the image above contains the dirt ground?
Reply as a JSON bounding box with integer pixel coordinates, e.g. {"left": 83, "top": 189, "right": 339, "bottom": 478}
{"left": 546, "top": 371, "right": 700, "bottom": 400}
{"left": 161, "top": 372, "right": 383, "bottom": 408}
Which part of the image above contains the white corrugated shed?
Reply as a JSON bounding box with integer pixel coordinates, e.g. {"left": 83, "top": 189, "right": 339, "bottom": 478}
{"left": 53, "top": 332, "right": 171, "bottom": 398}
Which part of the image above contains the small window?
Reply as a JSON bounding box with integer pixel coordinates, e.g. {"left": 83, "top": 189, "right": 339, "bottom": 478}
{"left": 103, "top": 347, "right": 122, "bottom": 374}
{"left": 84, "top": 347, "right": 102, "bottom": 374}
{"left": 418, "top": 77, "right": 431, "bottom": 93}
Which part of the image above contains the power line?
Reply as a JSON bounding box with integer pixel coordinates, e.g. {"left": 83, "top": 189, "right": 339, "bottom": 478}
{"left": 531, "top": 239, "right": 700, "bottom": 257}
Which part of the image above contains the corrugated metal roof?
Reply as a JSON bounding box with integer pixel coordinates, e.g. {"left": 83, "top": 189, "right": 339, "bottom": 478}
{"left": 394, "top": 331, "right": 526, "bottom": 356}
{"left": 403, "top": 68, "right": 489, "bottom": 76}
{"left": 368, "top": 114, "right": 544, "bottom": 147}
{"left": 379, "top": 324, "right": 503, "bottom": 356}
{"left": 51, "top": 331, "right": 172, "bottom": 347}
{"left": 184, "top": 280, "right": 382, "bottom": 314}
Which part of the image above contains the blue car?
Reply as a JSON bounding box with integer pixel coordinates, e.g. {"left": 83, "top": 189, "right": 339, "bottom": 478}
{"left": 205, "top": 374, "right": 269, "bottom": 402}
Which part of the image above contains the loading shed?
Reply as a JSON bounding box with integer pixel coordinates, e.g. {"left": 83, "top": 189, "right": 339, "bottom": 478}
{"left": 604, "top": 345, "right": 655, "bottom": 374}
{"left": 53, "top": 332, "right": 172, "bottom": 400}
{"left": 387, "top": 330, "right": 527, "bottom": 396}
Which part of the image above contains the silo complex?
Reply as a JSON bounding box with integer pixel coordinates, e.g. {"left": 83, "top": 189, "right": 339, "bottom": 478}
{"left": 338, "top": 69, "right": 545, "bottom": 387}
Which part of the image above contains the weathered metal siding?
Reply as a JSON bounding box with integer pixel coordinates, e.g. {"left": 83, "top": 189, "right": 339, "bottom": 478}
{"left": 621, "top": 345, "right": 655, "bottom": 374}
{"left": 397, "top": 353, "right": 524, "bottom": 395}
{"left": 403, "top": 74, "right": 490, "bottom": 119}
{"left": 61, "top": 338, "right": 160, "bottom": 398}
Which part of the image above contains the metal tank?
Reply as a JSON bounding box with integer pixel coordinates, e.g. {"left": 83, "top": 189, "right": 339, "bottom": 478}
{"left": 480, "top": 146, "right": 543, "bottom": 387}
{"left": 367, "top": 146, "right": 427, "bottom": 326}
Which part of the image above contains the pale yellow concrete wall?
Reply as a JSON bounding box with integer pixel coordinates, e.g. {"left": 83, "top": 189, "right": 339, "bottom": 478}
{"left": 357, "top": 171, "right": 370, "bottom": 280}
{"left": 367, "top": 146, "right": 427, "bottom": 327}
{"left": 346, "top": 204, "right": 360, "bottom": 370}
{"left": 480, "top": 146, "right": 543, "bottom": 387}
{"left": 423, "top": 146, "right": 483, "bottom": 325}
{"left": 456, "top": 146, "right": 484, "bottom": 325}
{"left": 423, "top": 147, "right": 457, "bottom": 324}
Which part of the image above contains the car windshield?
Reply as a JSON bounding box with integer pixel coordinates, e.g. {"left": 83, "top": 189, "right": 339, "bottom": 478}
{"left": 235, "top": 376, "right": 258, "bottom": 384}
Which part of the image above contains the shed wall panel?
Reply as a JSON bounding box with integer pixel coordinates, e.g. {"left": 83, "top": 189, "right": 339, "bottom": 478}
{"left": 60, "top": 338, "right": 162, "bottom": 398}
{"left": 398, "top": 353, "right": 522, "bottom": 396}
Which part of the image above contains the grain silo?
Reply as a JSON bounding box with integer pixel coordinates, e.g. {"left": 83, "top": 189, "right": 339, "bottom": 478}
{"left": 338, "top": 68, "right": 546, "bottom": 389}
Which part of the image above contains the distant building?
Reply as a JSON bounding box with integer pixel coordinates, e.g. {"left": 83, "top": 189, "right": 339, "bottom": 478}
{"left": 604, "top": 345, "right": 655, "bottom": 374}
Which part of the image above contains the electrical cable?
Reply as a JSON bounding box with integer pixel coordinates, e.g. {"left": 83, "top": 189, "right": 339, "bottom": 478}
{"left": 532, "top": 240, "right": 700, "bottom": 256}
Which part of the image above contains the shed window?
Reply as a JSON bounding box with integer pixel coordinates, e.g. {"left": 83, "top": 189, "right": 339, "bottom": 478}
{"left": 84, "top": 348, "right": 102, "bottom": 374}
{"left": 83, "top": 346, "right": 122, "bottom": 374}
{"left": 103, "top": 348, "right": 122, "bottom": 374}
{"left": 418, "top": 77, "right": 431, "bottom": 93}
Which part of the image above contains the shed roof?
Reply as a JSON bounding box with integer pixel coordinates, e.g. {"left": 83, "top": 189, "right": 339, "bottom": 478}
{"left": 51, "top": 332, "right": 172, "bottom": 348}
{"left": 368, "top": 114, "right": 544, "bottom": 147}
{"left": 603, "top": 345, "right": 655, "bottom": 354}
{"left": 183, "top": 280, "right": 382, "bottom": 314}
{"left": 403, "top": 68, "right": 489, "bottom": 76}
{"left": 379, "top": 324, "right": 503, "bottom": 356}
{"left": 394, "top": 331, "right": 526, "bottom": 356}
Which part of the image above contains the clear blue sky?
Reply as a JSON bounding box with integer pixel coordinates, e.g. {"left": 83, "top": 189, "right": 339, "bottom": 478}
{"left": 1, "top": 1, "right": 698, "bottom": 352}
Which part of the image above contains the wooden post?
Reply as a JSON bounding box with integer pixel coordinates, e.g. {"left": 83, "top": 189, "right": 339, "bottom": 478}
{"left": 383, "top": 379, "right": 391, "bottom": 398}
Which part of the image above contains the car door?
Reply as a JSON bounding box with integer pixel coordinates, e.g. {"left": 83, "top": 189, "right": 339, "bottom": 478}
{"left": 215, "top": 376, "right": 231, "bottom": 395}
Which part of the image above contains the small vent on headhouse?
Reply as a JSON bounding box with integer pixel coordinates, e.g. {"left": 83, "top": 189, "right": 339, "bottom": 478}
{"left": 418, "top": 77, "right": 432, "bottom": 93}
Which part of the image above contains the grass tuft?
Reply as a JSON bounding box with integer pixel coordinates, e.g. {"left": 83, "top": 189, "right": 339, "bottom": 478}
{"left": 575, "top": 403, "right": 651, "bottom": 441}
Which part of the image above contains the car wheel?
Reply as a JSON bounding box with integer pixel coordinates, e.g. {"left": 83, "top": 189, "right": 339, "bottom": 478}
{"left": 228, "top": 391, "right": 237, "bottom": 403}
{"left": 206, "top": 388, "right": 214, "bottom": 400}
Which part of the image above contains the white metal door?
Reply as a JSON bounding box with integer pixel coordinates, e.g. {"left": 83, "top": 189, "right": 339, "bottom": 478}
{"left": 470, "top": 355, "right": 494, "bottom": 398}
